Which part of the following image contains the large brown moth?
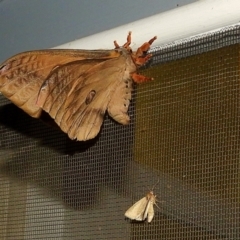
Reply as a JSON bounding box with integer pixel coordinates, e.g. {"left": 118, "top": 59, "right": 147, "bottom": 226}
{"left": 0, "top": 32, "right": 156, "bottom": 141}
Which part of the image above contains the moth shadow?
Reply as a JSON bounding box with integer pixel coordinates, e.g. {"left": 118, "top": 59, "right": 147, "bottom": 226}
{"left": 124, "top": 218, "right": 147, "bottom": 224}
{"left": 0, "top": 104, "right": 130, "bottom": 211}
{"left": 0, "top": 137, "right": 129, "bottom": 212}
{"left": 0, "top": 155, "right": 104, "bottom": 210}
{"left": 0, "top": 103, "right": 97, "bottom": 154}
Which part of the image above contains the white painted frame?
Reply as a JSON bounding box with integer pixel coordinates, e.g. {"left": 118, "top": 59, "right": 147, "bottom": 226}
{"left": 55, "top": 0, "right": 240, "bottom": 50}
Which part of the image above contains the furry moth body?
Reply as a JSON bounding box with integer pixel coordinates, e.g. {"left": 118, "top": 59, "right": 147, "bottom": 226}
{"left": 0, "top": 32, "right": 156, "bottom": 141}
{"left": 125, "top": 190, "right": 158, "bottom": 223}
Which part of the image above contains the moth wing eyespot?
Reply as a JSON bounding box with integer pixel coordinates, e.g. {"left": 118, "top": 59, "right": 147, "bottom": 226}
{"left": 85, "top": 90, "right": 96, "bottom": 105}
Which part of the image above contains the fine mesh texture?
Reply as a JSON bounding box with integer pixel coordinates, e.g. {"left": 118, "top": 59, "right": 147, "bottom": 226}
{"left": 0, "top": 25, "right": 240, "bottom": 239}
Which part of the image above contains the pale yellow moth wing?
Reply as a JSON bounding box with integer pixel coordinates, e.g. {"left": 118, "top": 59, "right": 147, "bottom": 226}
{"left": 147, "top": 202, "right": 154, "bottom": 223}
{"left": 37, "top": 56, "right": 132, "bottom": 141}
{"left": 0, "top": 49, "right": 119, "bottom": 118}
{"left": 146, "top": 192, "right": 157, "bottom": 222}
{"left": 145, "top": 191, "right": 157, "bottom": 222}
{"left": 125, "top": 197, "right": 149, "bottom": 221}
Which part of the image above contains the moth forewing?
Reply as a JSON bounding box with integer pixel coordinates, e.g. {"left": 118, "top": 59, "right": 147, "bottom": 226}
{"left": 125, "top": 191, "right": 157, "bottom": 223}
{"left": 125, "top": 196, "right": 148, "bottom": 221}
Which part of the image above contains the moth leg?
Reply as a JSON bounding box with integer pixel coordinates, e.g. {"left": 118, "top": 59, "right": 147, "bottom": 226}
{"left": 131, "top": 73, "right": 153, "bottom": 83}
{"left": 135, "top": 36, "right": 157, "bottom": 57}
{"left": 154, "top": 201, "right": 161, "bottom": 210}
{"left": 134, "top": 54, "right": 152, "bottom": 66}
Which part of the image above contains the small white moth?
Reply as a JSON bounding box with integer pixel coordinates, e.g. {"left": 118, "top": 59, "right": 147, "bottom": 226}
{"left": 125, "top": 190, "right": 159, "bottom": 223}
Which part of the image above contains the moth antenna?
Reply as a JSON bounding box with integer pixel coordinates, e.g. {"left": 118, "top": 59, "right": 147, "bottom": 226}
{"left": 123, "top": 31, "right": 132, "bottom": 48}
{"left": 148, "top": 36, "right": 157, "bottom": 45}
{"left": 143, "top": 184, "right": 151, "bottom": 192}
{"left": 143, "top": 179, "right": 160, "bottom": 192}
{"left": 152, "top": 179, "right": 160, "bottom": 191}
{"left": 114, "top": 40, "right": 120, "bottom": 49}
{"left": 135, "top": 35, "right": 157, "bottom": 58}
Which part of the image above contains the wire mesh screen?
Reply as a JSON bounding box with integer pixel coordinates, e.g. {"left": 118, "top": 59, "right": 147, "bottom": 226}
{"left": 0, "top": 25, "right": 240, "bottom": 239}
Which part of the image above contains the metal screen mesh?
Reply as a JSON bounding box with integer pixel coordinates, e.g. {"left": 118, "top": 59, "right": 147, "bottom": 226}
{"left": 0, "top": 25, "right": 239, "bottom": 239}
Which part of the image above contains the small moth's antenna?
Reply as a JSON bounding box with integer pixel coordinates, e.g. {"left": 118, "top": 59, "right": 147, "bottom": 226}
{"left": 152, "top": 179, "right": 160, "bottom": 190}
{"left": 144, "top": 179, "right": 160, "bottom": 192}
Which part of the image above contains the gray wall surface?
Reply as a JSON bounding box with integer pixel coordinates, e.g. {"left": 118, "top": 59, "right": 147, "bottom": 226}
{"left": 0, "top": 0, "right": 197, "bottom": 62}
